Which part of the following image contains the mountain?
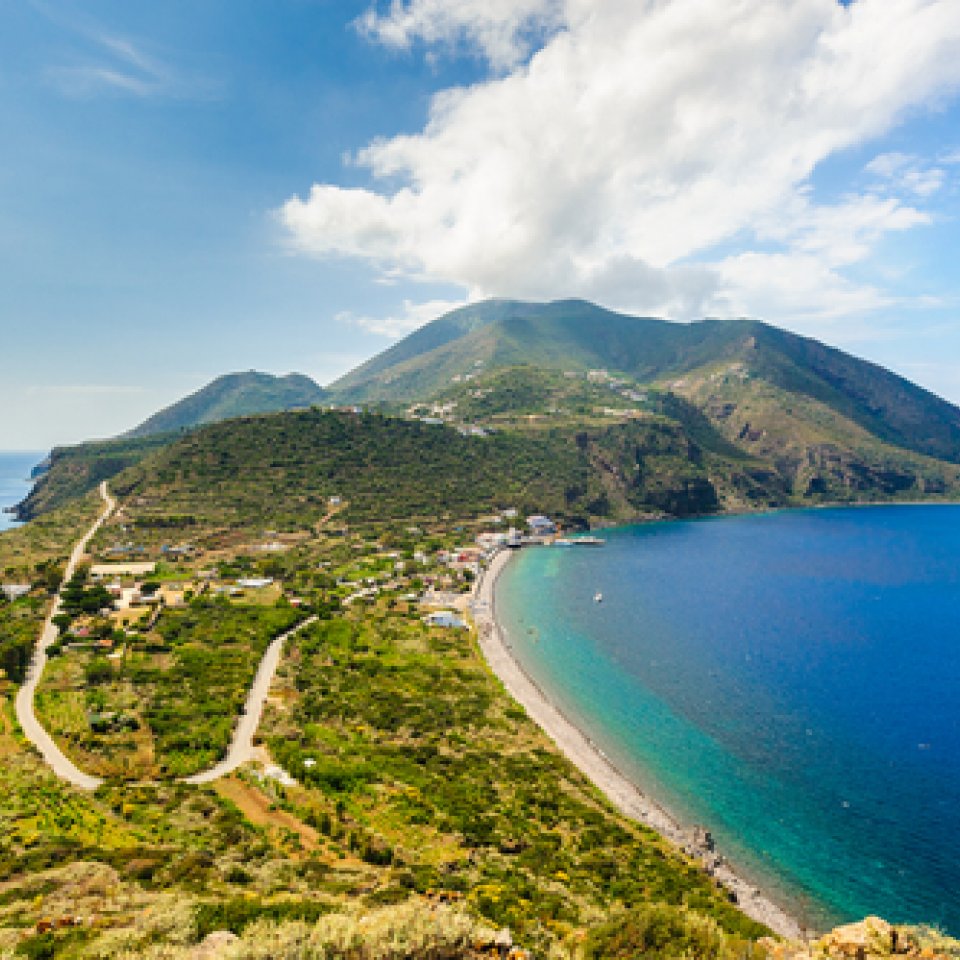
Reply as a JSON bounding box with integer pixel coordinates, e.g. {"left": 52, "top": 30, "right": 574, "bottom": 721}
{"left": 109, "top": 406, "right": 782, "bottom": 533}
{"left": 327, "top": 298, "right": 960, "bottom": 494}
{"left": 124, "top": 371, "right": 326, "bottom": 439}
{"left": 13, "top": 372, "right": 327, "bottom": 518}
{"left": 16, "top": 301, "right": 960, "bottom": 524}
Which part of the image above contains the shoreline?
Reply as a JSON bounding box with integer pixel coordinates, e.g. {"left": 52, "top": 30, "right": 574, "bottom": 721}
{"left": 471, "top": 547, "right": 807, "bottom": 940}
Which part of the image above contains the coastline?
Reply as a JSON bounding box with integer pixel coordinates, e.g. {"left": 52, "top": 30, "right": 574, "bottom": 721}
{"left": 471, "top": 547, "right": 806, "bottom": 940}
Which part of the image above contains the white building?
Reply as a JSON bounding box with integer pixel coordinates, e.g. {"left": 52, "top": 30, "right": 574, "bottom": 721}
{"left": 1, "top": 584, "right": 30, "bottom": 602}
{"left": 424, "top": 610, "right": 466, "bottom": 629}
{"left": 526, "top": 515, "right": 557, "bottom": 536}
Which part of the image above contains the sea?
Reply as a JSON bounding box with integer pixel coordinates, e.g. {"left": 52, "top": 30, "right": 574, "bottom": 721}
{"left": 495, "top": 505, "right": 960, "bottom": 934}
{"left": 0, "top": 451, "right": 43, "bottom": 533}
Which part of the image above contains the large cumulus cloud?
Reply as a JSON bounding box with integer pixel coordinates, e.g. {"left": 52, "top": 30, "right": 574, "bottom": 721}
{"left": 280, "top": 0, "right": 960, "bottom": 331}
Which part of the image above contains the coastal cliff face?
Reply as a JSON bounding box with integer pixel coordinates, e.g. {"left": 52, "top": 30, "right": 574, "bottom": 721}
{"left": 765, "top": 917, "right": 960, "bottom": 960}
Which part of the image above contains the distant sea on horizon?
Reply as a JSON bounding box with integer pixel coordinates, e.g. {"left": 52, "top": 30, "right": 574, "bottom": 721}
{"left": 495, "top": 506, "right": 960, "bottom": 933}
{"left": 0, "top": 451, "right": 43, "bottom": 533}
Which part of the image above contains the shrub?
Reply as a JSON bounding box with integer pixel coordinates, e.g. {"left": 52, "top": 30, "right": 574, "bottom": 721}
{"left": 583, "top": 904, "right": 735, "bottom": 960}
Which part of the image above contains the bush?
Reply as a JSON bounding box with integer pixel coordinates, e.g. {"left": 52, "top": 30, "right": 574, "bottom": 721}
{"left": 583, "top": 904, "right": 733, "bottom": 960}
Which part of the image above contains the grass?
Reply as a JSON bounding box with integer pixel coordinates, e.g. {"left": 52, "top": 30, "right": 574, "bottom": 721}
{"left": 261, "top": 609, "right": 767, "bottom": 953}
{"left": 6, "top": 389, "right": 959, "bottom": 956}
{"left": 35, "top": 598, "right": 304, "bottom": 779}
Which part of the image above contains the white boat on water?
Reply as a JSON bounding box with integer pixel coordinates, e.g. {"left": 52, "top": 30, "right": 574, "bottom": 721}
{"left": 594, "top": 591, "right": 603, "bottom": 603}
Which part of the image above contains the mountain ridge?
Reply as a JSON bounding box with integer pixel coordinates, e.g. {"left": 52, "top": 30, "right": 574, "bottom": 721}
{"left": 327, "top": 299, "right": 960, "bottom": 467}
{"left": 13, "top": 299, "right": 960, "bottom": 521}
{"left": 124, "top": 370, "right": 326, "bottom": 439}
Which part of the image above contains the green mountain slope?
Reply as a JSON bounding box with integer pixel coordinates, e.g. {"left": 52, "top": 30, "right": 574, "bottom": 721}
{"left": 14, "top": 435, "right": 171, "bottom": 520}
{"left": 424, "top": 364, "right": 960, "bottom": 505}
{"left": 125, "top": 371, "right": 326, "bottom": 438}
{"left": 110, "top": 407, "right": 785, "bottom": 536}
{"left": 327, "top": 298, "right": 960, "bottom": 473}
{"left": 329, "top": 299, "right": 712, "bottom": 403}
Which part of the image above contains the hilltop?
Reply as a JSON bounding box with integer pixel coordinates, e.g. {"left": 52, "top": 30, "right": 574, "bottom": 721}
{"left": 15, "top": 300, "right": 960, "bottom": 524}
{"left": 124, "top": 371, "right": 326, "bottom": 439}
{"left": 325, "top": 298, "right": 960, "bottom": 504}
{"left": 329, "top": 300, "right": 960, "bottom": 468}
{"left": 14, "top": 371, "right": 327, "bottom": 519}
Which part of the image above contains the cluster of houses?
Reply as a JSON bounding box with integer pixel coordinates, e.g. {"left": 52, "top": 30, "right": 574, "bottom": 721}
{"left": 404, "top": 398, "right": 491, "bottom": 437}
{"left": 79, "top": 563, "right": 281, "bottom": 635}
{"left": 418, "top": 511, "right": 562, "bottom": 630}
{"left": 565, "top": 368, "right": 649, "bottom": 407}
{"left": 103, "top": 541, "right": 197, "bottom": 560}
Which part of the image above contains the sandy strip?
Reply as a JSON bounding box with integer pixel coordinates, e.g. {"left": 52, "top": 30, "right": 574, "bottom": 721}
{"left": 471, "top": 548, "right": 806, "bottom": 940}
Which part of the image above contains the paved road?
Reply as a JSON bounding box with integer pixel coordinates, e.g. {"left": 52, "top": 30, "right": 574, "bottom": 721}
{"left": 16, "top": 480, "right": 313, "bottom": 790}
{"left": 184, "top": 615, "right": 316, "bottom": 784}
{"left": 14, "top": 481, "right": 116, "bottom": 792}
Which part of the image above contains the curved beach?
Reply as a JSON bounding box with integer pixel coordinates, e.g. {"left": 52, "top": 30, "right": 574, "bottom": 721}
{"left": 472, "top": 548, "right": 805, "bottom": 940}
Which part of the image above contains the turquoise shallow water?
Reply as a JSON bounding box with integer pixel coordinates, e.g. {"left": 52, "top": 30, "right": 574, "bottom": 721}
{"left": 495, "top": 506, "right": 960, "bottom": 932}
{"left": 0, "top": 452, "right": 42, "bottom": 532}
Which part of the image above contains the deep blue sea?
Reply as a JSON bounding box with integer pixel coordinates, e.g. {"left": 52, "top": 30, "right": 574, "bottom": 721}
{"left": 0, "top": 452, "right": 43, "bottom": 532}
{"left": 496, "top": 506, "right": 960, "bottom": 933}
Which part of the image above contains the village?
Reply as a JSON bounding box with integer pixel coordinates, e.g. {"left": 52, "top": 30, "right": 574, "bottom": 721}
{"left": 0, "top": 507, "right": 594, "bottom": 663}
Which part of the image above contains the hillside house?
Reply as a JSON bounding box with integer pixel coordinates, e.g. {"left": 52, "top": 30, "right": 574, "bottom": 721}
{"left": 90, "top": 562, "right": 156, "bottom": 579}
{"left": 1, "top": 584, "right": 30, "bottom": 602}
{"left": 424, "top": 610, "right": 466, "bottom": 629}
{"left": 158, "top": 584, "right": 188, "bottom": 607}
{"left": 526, "top": 515, "right": 557, "bottom": 536}
{"left": 237, "top": 577, "right": 274, "bottom": 589}
{"left": 110, "top": 607, "right": 152, "bottom": 630}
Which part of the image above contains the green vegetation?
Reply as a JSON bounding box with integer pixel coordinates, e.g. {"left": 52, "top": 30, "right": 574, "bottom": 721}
{"left": 140, "top": 599, "right": 303, "bottom": 775}
{"left": 37, "top": 598, "right": 304, "bottom": 778}
{"left": 262, "top": 613, "right": 765, "bottom": 951}
{"left": 0, "top": 593, "right": 44, "bottom": 685}
{"left": 13, "top": 437, "right": 168, "bottom": 521}
{"left": 59, "top": 569, "right": 112, "bottom": 620}
{"left": 14, "top": 371, "right": 327, "bottom": 523}
{"left": 325, "top": 298, "right": 960, "bottom": 504}
{"left": 328, "top": 298, "right": 960, "bottom": 468}
{"left": 0, "top": 496, "right": 105, "bottom": 686}
{"left": 6, "top": 302, "right": 960, "bottom": 956}
{"left": 125, "top": 370, "right": 326, "bottom": 439}
{"left": 105, "top": 408, "right": 786, "bottom": 552}
{"left": 0, "top": 493, "right": 99, "bottom": 577}
{"left": 20, "top": 301, "right": 960, "bottom": 540}
{"left": 582, "top": 903, "right": 765, "bottom": 960}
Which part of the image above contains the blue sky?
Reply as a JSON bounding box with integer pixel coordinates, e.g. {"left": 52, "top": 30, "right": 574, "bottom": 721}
{"left": 2, "top": 0, "right": 960, "bottom": 449}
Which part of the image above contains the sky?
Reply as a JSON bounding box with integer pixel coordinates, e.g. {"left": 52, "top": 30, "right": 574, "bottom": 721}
{"left": 2, "top": 0, "right": 960, "bottom": 450}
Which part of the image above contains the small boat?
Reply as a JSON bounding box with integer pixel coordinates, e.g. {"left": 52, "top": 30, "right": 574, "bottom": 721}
{"left": 594, "top": 592, "right": 603, "bottom": 603}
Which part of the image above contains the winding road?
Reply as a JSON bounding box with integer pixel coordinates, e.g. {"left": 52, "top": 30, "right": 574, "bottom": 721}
{"left": 183, "top": 615, "right": 316, "bottom": 785}
{"left": 15, "top": 481, "right": 314, "bottom": 792}
{"left": 15, "top": 481, "right": 115, "bottom": 791}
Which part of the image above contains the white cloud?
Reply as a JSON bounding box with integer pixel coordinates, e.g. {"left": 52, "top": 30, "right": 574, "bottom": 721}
{"left": 715, "top": 252, "right": 891, "bottom": 328}
{"left": 283, "top": 0, "right": 960, "bottom": 335}
{"left": 755, "top": 192, "right": 930, "bottom": 268}
{"left": 338, "top": 297, "right": 472, "bottom": 337}
{"left": 46, "top": 29, "right": 216, "bottom": 100}
{"left": 357, "top": 0, "right": 565, "bottom": 70}
{"left": 866, "top": 152, "right": 946, "bottom": 197}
